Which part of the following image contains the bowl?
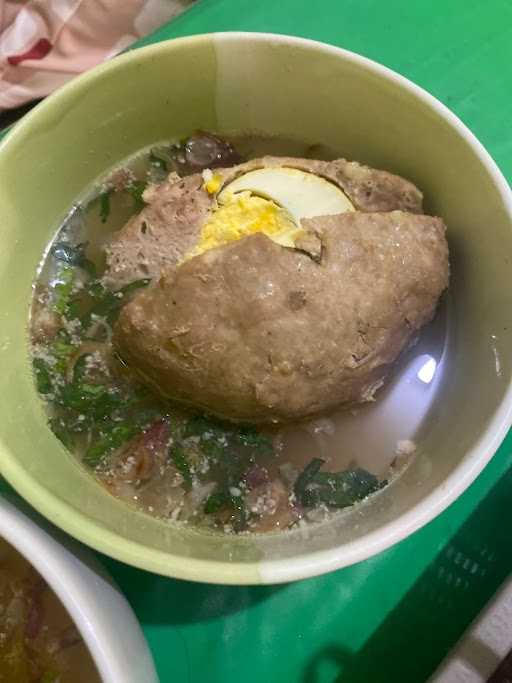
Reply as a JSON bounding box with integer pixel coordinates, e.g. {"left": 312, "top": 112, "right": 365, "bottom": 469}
{"left": 0, "top": 32, "right": 511, "bottom": 585}
{"left": 0, "top": 490, "right": 158, "bottom": 682}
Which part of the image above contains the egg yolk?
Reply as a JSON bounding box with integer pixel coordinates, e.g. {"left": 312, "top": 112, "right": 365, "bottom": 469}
{"left": 185, "top": 190, "right": 304, "bottom": 260}
{"left": 202, "top": 170, "right": 223, "bottom": 194}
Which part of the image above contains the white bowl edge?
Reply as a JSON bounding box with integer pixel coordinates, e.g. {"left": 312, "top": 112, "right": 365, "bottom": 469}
{"left": 0, "top": 494, "right": 159, "bottom": 682}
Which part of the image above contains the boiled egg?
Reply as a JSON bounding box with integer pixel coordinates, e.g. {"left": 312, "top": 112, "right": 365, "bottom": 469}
{"left": 187, "top": 166, "right": 355, "bottom": 260}
{"left": 220, "top": 167, "right": 355, "bottom": 222}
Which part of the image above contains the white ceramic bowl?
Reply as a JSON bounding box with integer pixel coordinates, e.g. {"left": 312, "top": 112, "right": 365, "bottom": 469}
{"left": 0, "top": 492, "right": 158, "bottom": 682}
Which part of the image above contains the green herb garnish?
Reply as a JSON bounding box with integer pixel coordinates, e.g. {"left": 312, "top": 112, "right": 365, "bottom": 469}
{"left": 53, "top": 266, "right": 74, "bottom": 315}
{"left": 126, "top": 180, "right": 147, "bottom": 212}
{"left": 57, "top": 382, "right": 121, "bottom": 418}
{"left": 236, "top": 424, "right": 274, "bottom": 456}
{"left": 80, "top": 278, "right": 151, "bottom": 329}
{"left": 99, "top": 189, "right": 113, "bottom": 223}
{"left": 183, "top": 413, "right": 274, "bottom": 511}
{"left": 33, "top": 333, "right": 76, "bottom": 396}
{"left": 83, "top": 422, "right": 141, "bottom": 467}
{"left": 64, "top": 296, "right": 83, "bottom": 321}
{"left": 204, "top": 491, "right": 230, "bottom": 514}
{"left": 169, "top": 445, "right": 192, "bottom": 490}
{"left": 49, "top": 337, "right": 75, "bottom": 374}
{"left": 203, "top": 489, "right": 248, "bottom": 531}
{"left": 33, "top": 358, "right": 53, "bottom": 394}
{"left": 72, "top": 352, "right": 91, "bottom": 383}
{"left": 294, "top": 458, "right": 382, "bottom": 508}
{"left": 184, "top": 414, "right": 226, "bottom": 440}
{"left": 294, "top": 457, "right": 324, "bottom": 500}
{"left": 183, "top": 414, "right": 228, "bottom": 461}
{"left": 184, "top": 415, "right": 273, "bottom": 457}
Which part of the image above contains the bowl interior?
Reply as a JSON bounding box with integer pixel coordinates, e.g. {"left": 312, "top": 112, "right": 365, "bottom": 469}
{"left": 0, "top": 492, "right": 158, "bottom": 682}
{"left": 1, "top": 33, "right": 511, "bottom": 584}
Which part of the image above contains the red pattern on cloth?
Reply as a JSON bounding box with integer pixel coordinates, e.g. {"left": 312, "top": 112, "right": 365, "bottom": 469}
{"left": 7, "top": 37, "right": 53, "bottom": 66}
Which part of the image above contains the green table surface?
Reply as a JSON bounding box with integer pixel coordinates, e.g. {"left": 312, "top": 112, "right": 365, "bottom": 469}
{"left": 4, "top": 1, "right": 512, "bottom": 681}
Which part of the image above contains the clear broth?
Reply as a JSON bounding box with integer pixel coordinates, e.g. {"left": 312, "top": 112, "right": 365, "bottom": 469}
{"left": 30, "top": 133, "right": 448, "bottom": 534}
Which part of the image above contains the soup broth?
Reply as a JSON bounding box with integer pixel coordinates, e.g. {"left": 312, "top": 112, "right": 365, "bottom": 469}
{"left": 0, "top": 538, "right": 100, "bottom": 683}
{"left": 30, "top": 133, "right": 447, "bottom": 534}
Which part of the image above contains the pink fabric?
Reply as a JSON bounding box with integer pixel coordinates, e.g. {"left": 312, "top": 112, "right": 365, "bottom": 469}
{"left": 0, "top": 0, "right": 193, "bottom": 110}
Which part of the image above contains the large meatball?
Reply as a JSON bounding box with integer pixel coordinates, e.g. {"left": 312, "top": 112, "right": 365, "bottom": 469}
{"left": 113, "top": 210, "right": 449, "bottom": 423}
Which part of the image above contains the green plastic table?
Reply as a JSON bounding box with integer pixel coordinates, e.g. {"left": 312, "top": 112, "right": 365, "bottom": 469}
{"left": 4, "top": 1, "right": 512, "bottom": 681}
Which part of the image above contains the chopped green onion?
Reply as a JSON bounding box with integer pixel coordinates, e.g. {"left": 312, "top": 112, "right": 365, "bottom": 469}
{"left": 99, "top": 189, "right": 113, "bottom": 223}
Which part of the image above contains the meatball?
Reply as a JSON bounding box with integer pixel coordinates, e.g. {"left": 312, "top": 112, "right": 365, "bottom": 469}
{"left": 113, "top": 210, "right": 448, "bottom": 423}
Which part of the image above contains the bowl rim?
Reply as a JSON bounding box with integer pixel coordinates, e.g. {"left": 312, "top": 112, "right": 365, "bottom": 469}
{"left": 1, "top": 31, "right": 512, "bottom": 585}
{"left": 0, "top": 493, "right": 158, "bottom": 682}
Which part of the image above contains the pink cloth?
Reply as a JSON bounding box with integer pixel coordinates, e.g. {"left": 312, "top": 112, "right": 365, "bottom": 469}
{"left": 0, "top": 0, "right": 193, "bottom": 110}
